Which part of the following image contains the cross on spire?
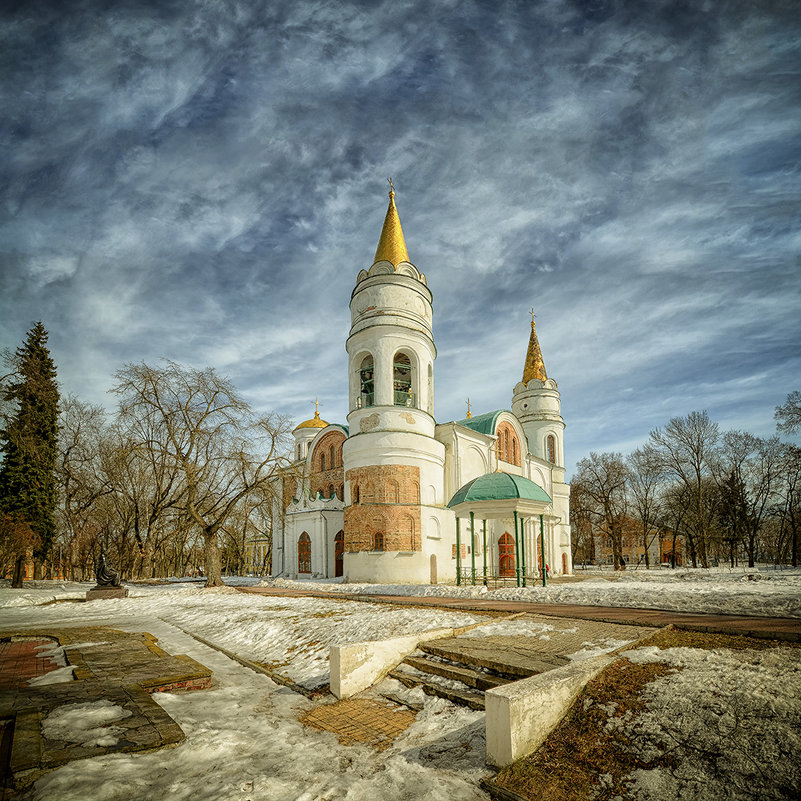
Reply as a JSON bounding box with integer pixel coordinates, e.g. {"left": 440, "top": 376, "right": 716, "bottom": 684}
{"left": 466, "top": 397, "right": 472, "bottom": 419}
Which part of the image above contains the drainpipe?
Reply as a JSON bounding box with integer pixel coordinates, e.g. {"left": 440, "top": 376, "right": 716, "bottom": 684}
{"left": 513, "top": 510, "right": 521, "bottom": 587}
{"left": 521, "top": 516, "right": 527, "bottom": 587}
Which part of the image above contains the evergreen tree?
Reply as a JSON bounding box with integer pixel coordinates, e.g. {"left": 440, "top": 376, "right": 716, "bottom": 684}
{"left": 0, "top": 322, "right": 60, "bottom": 573}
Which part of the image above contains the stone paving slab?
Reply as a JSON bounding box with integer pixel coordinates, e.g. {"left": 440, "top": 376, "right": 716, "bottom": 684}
{"left": 300, "top": 698, "right": 417, "bottom": 751}
{"left": 0, "top": 626, "right": 212, "bottom": 790}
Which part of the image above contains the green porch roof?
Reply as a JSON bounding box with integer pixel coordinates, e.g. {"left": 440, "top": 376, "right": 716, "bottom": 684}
{"left": 447, "top": 471, "right": 552, "bottom": 508}
{"left": 454, "top": 409, "right": 508, "bottom": 435}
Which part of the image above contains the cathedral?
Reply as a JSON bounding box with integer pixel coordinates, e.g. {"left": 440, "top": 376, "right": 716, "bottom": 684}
{"left": 271, "top": 186, "right": 572, "bottom": 584}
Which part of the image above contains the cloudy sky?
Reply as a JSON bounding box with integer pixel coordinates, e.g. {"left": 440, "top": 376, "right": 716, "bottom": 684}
{"left": 2, "top": 0, "right": 799, "bottom": 475}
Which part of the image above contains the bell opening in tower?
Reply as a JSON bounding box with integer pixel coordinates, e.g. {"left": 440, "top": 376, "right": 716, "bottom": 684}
{"left": 359, "top": 355, "right": 374, "bottom": 407}
{"left": 393, "top": 352, "right": 415, "bottom": 407}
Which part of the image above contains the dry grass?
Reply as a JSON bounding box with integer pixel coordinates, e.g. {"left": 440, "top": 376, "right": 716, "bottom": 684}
{"left": 492, "top": 627, "right": 795, "bottom": 801}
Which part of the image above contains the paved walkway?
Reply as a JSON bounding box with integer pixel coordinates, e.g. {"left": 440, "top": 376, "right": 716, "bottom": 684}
{"left": 0, "top": 638, "right": 62, "bottom": 691}
{"left": 301, "top": 698, "right": 417, "bottom": 751}
{"left": 237, "top": 586, "right": 801, "bottom": 641}
{"left": 0, "top": 626, "right": 212, "bottom": 791}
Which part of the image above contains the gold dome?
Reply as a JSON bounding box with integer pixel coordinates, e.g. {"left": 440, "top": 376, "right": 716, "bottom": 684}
{"left": 293, "top": 409, "right": 329, "bottom": 431}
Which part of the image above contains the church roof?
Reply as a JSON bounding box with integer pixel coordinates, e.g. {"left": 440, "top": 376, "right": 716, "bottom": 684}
{"left": 522, "top": 319, "right": 548, "bottom": 383}
{"left": 447, "top": 472, "right": 552, "bottom": 508}
{"left": 455, "top": 410, "right": 508, "bottom": 435}
{"left": 372, "top": 183, "right": 410, "bottom": 267}
{"left": 293, "top": 410, "right": 329, "bottom": 431}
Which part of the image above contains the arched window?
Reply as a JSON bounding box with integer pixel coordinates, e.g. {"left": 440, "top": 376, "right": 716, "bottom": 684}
{"left": 512, "top": 437, "right": 518, "bottom": 465}
{"left": 373, "top": 532, "right": 384, "bottom": 551}
{"left": 359, "top": 355, "right": 374, "bottom": 407}
{"left": 352, "top": 483, "right": 360, "bottom": 504}
{"left": 499, "top": 532, "right": 515, "bottom": 577}
{"left": 547, "top": 435, "right": 556, "bottom": 464}
{"left": 328, "top": 484, "right": 335, "bottom": 499}
{"left": 329, "top": 445, "right": 336, "bottom": 468}
{"left": 393, "top": 352, "right": 413, "bottom": 407}
{"left": 320, "top": 453, "right": 325, "bottom": 472}
{"left": 298, "top": 533, "right": 311, "bottom": 573}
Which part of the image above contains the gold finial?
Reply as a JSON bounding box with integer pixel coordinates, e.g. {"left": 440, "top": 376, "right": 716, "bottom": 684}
{"left": 466, "top": 397, "right": 472, "bottom": 419}
{"left": 522, "top": 312, "right": 548, "bottom": 383}
{"left": 372, "top": 180, "right": 410, "bottom": 267}
{"left": 313, "top": 397, "right": 320, "bottom": 420}
{"left": 530, "top": 308, "right": 536, "bottom": 324}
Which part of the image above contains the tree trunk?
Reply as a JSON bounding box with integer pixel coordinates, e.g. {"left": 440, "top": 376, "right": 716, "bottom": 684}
{"left": 641, "top": 524, "right": 650, "bottom": 569}
{"left": 11, "top": 555, "right": 25, "bottom": 588}
{"left": 203, "top": 531, "right": 224, "bottom": 587}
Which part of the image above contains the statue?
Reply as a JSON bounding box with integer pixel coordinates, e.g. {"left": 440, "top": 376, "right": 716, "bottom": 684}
{"left": 86, "top": 547, "right": 128, "bottom": 600}
{"left": 95, "top": 550, "right": 122, "bottom": 587}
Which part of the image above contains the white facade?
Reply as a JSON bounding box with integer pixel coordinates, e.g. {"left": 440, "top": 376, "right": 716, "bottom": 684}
{"left": 273, "top": 189, "right": 571, "bottom": 584}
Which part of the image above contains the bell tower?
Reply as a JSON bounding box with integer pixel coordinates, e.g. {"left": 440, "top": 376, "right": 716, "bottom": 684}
{"left": 511, "top": 313, "right": 566, "bottom": 467}
{"left": 342, "top": 182, "right": 446, "bottom": 583}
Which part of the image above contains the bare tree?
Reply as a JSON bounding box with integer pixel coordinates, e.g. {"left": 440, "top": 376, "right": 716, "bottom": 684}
{"left": 775, "top": 390, "right": 801, "bottom": 435}
{"left": 113, "top": 362, "right": 291, "bottom": 587}
{"left": 775, "top": 444, "right": 801, "bottom": 567}
{"left": 627, "top": 445, "right": 664, "bottom": 568}
{"left": 574, "top": 452, "right": 629, "bottom": 570}
{"left": 650, "top": 411, "right": 719, "bottom": 568}
{"left": 569, "top": 479, "right": 596, "bottom": 565}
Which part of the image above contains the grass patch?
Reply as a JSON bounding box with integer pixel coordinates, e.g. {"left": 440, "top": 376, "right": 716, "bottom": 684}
{"left": 492, "top": 627, "right": 795, "bottom": 801}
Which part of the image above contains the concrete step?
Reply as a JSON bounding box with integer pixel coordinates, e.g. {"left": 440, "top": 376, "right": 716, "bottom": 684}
{"left": 388, "top": 669, "right": 486, "bottom": 711}
{"left": 419, "top": 637, "right": 568, "bottom": 679}
{"left": 402, "top": 655, "right": 510, "bottom": 691}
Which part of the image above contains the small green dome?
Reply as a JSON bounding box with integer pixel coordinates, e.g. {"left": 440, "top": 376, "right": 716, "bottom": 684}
{"left": 447, "top": 472, "right": 551, "bottom": 508}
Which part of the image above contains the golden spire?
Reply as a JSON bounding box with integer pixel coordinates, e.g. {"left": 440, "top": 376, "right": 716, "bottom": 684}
{"left": 522, "top": 309, "right": 548, "bottom": 383}
{"left": 466, "top": 397, "right": 472, "bottom": 419}
{"left": 372, "top": 178, "right": 410, "bottom": 267}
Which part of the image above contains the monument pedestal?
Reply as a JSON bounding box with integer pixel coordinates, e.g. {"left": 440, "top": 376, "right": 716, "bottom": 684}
{"left": 86, "top": 586, "right": 129, "bottom": 601}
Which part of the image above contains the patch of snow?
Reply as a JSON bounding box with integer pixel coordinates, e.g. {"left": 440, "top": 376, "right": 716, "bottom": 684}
{"left": 29, "top": 665, "right": 75, "bottom": 686}
{"left": 42, "top": 700, "right": 132, "bottom": 748}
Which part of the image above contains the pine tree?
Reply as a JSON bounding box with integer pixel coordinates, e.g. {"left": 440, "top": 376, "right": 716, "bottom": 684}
{"left": 0, "top": 322, "right": 60, "bottom": 574}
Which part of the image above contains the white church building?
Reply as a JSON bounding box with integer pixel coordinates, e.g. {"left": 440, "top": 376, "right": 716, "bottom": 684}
{"left": 271, "top": 186, "right": 571, "bottom": 585}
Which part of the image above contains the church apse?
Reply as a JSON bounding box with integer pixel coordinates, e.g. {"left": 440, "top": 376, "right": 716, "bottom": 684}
{"left": 344, "top": 465, "right": 422, "bottom": 552}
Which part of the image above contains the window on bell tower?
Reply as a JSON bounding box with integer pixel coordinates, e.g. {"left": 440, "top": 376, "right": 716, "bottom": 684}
{"left": 393, "top": 351, "right": 414, "bottom": 407}
{"left": 359, "top": 355, "right": 374, "bottom": 407}
{"left": 547, "top": 434, "right": 557, "bottom": 464}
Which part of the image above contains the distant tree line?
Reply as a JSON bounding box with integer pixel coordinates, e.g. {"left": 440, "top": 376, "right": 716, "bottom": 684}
{"left": 571, "top": 400, "right": 801, "bottom": 570}
{"left": 1, "top": 324, "right": 292, "bottom": 587}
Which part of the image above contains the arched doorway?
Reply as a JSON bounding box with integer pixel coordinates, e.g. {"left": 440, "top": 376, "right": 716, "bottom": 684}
{"left": 334, "top": 531, "right": 344, "bottom": 577}
{"left": 499, "top": 532, "right": 515, "bottom": 577}
{"left": 562, "top": 552, "right": 568, "bottom": 575}
{"left": 298, "top": 532, "right": 311, "bottom": 574}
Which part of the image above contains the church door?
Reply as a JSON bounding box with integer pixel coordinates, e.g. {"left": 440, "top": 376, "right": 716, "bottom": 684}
{"left": 298, "top": 533, "right": 311, "bottom": 574}
{"left": 334, "top": 531, "right": 344, "bottom": 577}
{"left": 499, "top": 532, "right": 515, "bottom": 577}
{"left": 562, "top": 553, "right": 568, "bottom": 575}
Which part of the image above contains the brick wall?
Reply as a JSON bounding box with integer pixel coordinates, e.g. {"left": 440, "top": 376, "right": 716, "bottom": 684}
{"left": 344, "top": 465, "right": 422, "bottom": 552}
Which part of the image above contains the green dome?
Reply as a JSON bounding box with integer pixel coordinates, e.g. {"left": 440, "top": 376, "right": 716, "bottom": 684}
{"left": 447, "top": 472, "right": 551, "bottom": 508}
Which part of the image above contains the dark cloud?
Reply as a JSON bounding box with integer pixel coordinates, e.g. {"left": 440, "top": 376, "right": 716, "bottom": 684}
{"left": 2, "top": 0, "right": 800, "bottom": 473}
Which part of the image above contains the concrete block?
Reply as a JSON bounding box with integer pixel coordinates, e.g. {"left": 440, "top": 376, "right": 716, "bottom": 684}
{"left": 485, "top": 655, "right": 615, "bottom": 767}
{"left": 330, "top": 628, "right": 453, "bottom": 698}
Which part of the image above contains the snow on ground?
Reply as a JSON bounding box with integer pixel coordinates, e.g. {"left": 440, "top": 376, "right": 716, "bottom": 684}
{"left": 12, "top": 609, "right": 489, "bottom": 801}
{"left": 266, "top": 566, "right": 801, "bottom": 619}
{"left": 42, "top": 700, "right": 133, "bottom": 748}
{"left": 1, "top": 575, "right": 799, "bottom": 801}
{"left": 622, "top": 645, "right": 801, "bottom": 800}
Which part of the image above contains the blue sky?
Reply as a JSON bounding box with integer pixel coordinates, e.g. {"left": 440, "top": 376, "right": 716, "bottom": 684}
{"left": 2, "top": 0, "right": 799, "bottom": 476}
